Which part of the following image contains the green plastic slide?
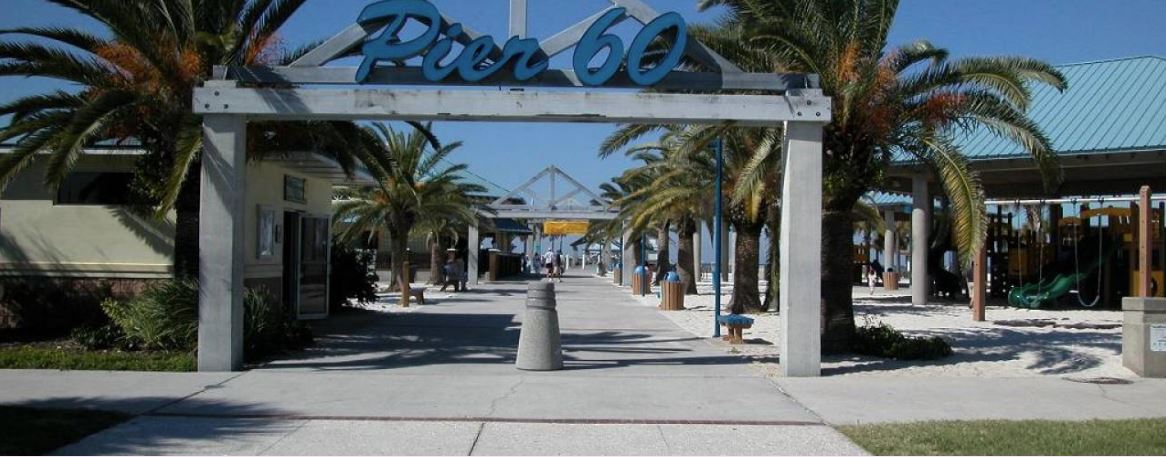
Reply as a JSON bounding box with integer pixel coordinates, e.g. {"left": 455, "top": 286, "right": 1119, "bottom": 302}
{"left": 1007, "top": 243, "right": 1117, "bottom": 309}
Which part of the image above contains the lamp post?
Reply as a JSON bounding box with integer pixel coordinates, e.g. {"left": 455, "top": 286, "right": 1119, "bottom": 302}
{"left": 713, "top": 137, "right": 724, "bottom": 337}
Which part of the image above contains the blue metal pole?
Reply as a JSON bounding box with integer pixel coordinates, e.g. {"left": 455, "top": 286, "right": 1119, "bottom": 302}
{"left": 713, "top": 137, "right": 723, "bottom": 338}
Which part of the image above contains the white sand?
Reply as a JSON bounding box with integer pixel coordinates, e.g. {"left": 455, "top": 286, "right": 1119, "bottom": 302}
{"left": 620, "top": 279, "right": 1131, "bottom": 379}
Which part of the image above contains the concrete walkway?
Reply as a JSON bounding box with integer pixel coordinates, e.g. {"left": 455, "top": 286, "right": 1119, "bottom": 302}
{"left": 4, "top": 274, "right": 1165, "bottom": 454}
{"left": 31, "top": 274, "right": 862, "bottom": 455}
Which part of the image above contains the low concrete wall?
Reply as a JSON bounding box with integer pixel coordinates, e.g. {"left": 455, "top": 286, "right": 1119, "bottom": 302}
{"left": 1123, "top": 297, "right": 1166, "bottom": 377}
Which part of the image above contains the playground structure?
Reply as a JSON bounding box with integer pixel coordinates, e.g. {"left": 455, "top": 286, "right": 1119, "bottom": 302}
{"left": 996, "top": 200, "right": 1166, "bottom": 308}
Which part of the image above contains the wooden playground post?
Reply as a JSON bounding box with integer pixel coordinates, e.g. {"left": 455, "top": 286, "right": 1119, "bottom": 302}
{"left": 1138, "top": 186, "right": 1152, "bottom": 297}
{"left": 972, "top": 240, "right": 987, "bottom": 321}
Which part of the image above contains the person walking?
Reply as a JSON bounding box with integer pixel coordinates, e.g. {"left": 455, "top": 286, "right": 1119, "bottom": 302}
{"left": 542, "top": 249, "right": 556, "bottom": 281}
{"left": 867, "top": 267, "right": 879, "bottom": 295}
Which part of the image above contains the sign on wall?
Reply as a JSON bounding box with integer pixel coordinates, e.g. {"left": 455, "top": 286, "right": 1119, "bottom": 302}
{"left": 356, "top": 0, "right": 687, "bottom": 86}
{"left": 284, "top": 175, "right": 306, "bottom": 204}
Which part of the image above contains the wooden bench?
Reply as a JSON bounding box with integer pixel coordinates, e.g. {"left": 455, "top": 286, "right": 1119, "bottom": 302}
{"left": 717, "top": 315, "right": 755, "bottom": 345}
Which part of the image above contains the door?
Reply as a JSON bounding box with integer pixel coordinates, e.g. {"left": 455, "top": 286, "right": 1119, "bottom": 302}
{"left": 282, "top": 211, "right": 302, "bottom": 316}
{"left": 298, "top": 215, "right": 330, "bottom": 319}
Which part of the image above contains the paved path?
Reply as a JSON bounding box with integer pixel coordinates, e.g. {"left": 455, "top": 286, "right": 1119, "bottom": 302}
{"left": 5, "top": 274, "right": 1165, "bottom": 454}
{"left": 35, "top": 274, "right": 863, "bottom": 455}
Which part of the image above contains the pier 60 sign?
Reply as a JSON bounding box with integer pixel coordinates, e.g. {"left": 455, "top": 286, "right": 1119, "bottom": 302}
{"left": 356, "top": 0, "right": 688, "bottom": 86}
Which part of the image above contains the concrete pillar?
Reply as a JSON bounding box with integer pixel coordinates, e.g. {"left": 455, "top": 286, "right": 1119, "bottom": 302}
{"left": 198, "top": 114, "right": 246, "bottom": 372}
{"left": 911, "top": 173, "right": 929, "bottom": 306}
{"left": 779, "top": 122, "right": 822, "bottom": 377}
{"left": 468, "top": 222, "right": 480, "bottom": 285}
{"left": 883, "top": 209, "right": 896, "bottom": 273}
{"left": 727, "top": 229, "right": 737, "bottom": 276}
{"left": 692, "top": 227, "right": 702, "bottom": 282}
{"left": 622, "top": 227, "right": 634, "bottom": 286}
{"left": 1122, "top": 297, "right": 1166, "bottom": 377}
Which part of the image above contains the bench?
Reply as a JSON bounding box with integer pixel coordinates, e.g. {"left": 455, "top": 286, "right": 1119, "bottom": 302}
{"left": 717, "top": 315, "right": 755, "bottom": 345}
{"left": 406, "top": 287, "right": 427, "bottom": 305}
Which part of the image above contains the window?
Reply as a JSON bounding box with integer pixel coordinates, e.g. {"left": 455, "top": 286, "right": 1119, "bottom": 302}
{"left": 257, "top": 206, "right": 276, "bottom": 259}
{"left": 284, "top": 175, "right": 306, "bottom": 204}
{"left": 56, "top": 172, "right": 133, "bottom": 205}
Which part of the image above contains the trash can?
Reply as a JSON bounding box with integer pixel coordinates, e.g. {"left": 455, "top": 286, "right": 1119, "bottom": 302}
{"left": 883, "top": 271, "right": 899, "bottom": 291}
{"left": 613, "top": 263, "right": 623, "bottom": 285}
{"left": 660, "top": 271, "right": 685, "bottom": 311}
{"left": 632, "top": 266, "right": 650, "bottom": 296}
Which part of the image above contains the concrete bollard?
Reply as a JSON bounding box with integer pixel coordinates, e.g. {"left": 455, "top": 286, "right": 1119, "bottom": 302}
{"left": 516, "top": 281, "right": 563, "bottom": 371}
{"left": 1123, "top": 297, "right": 1166, "bottom": 377}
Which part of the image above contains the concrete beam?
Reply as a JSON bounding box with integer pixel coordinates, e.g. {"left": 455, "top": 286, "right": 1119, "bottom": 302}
{"left": 193, "top": 87, "right": 831, "bottom": 126}
{"left": 883, "top": 209, "right": 896, "bottom": 272}
{"left": 198, "top": 114, "right": 246, "bottom": 372}
{"left": 911, "top": 173, "right": 929, "bottom": 306}
{"left": 779, "top": 121, "right": 824, "bottom": 377}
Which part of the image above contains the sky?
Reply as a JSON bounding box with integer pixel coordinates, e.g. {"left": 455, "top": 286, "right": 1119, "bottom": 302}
{"left": 3, "top": 0, "right": 1165, "bottom": 195}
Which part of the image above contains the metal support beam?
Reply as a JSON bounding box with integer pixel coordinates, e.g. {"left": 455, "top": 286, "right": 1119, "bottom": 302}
{"left": 198, "top": 113, "right": 246, "bottom": 372}
{"left": 780, "top": 121, "right": 824, "bottom": 377}
{"left": 509, "top": 0, "right": 527, "bottom": 37}
{"left": 911, "top": 173, "right": 930, "bottom": 306}
{"left": 193, "top": 87, "right": 832, "bottom": 126}
{"left": 468, "top": 222, "right": 480, "bottom": 285}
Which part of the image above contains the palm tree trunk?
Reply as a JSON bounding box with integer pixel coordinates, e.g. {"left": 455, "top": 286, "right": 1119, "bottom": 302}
{"left": 763, "top": 203, "right": 781, "bottom": 312}
{"left": 390, "top": 228, "right": 412, "bottom": 306}
{"left": 731, "top": 221, "right": 764, "bottom": 314}
{"left": 653, "top": 220, "right": 670, "bottom": 285}
{"left": 428, "top": 236, "right": 443, "bottom": 286}
{"left": 821, "top": 210, "right": 856, "bottom": 353}
{"left": 676, "top": 217, "right": 698, "bottom": 295}
{"left": 172, "top": 162, "right": 201, "bottom": 280}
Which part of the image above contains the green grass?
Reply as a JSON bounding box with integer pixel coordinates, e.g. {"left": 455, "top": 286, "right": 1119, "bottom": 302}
{"left": 0, "top": 345, "right": 195, "bottom": 371}
{"left": 0, "top": 406, "right": 129, "bottom": 455}
{"left": 839, "top": 419, "right": 1166, "bottom": 456}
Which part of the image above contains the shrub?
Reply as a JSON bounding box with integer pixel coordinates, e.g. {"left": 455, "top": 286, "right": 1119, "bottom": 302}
{"left": 853, "top": 319, "right": 953, "bottom": 360}
{"left": 244, "top": 287, "right": 312, "bottom": 361}
{"left": 100, "top": 280, "right": 198, "bottom": 351}
{"left": 329, "top": 240, "right": 378, "bottom": 312}
{"left": 70, "top": 324, "right": 125, "bottom": 350}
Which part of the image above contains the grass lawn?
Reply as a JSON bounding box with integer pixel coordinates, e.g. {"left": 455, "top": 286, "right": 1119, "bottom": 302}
{"left": 0, "top": 344, "right": 194, "bottom": 371}
{"left": 0, "top": 406, "right": 129, "bottom": 455}
{"left": 839, "top": 419, "right": 1166, "bottom": 456}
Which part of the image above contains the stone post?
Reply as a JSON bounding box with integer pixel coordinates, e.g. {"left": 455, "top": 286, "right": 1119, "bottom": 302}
{"left": 198, "top": 113, "right": 246, "bottom": 372}
{"left": 1123, "top": 297, "right": 1166, "bottom": 377}
{"left": 779, "top": 121, "right": 823, "bottom": 377}
{"left": 692, "top": 227, "right": 703, "bottom": 282}
{"left": 468, "top": 222, "right": 480, "bottom": 285}
{"left": 516, "top": 282, "right": 563, "bottom": 371}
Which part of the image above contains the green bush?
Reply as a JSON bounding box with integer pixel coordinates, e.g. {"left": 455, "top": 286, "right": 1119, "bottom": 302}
{"left": 69, "top": 324, "right": 124, "bottom": 350}
{"left": 95, "top": 280, "right": 312, "bottom": 361}
{"left": 100, "top": 280, "right": 198, "bottom": 351}
{"left": 0, "top": 278, "right": 116, "bottom": 337}
{"left": 853, "top": 319, "right": 952, "bottom": 360}
{"left": 329, "top": 240, "right": 378, "bottom": 313}
{"left": 244, "top": 287, "right": 312, "bottom": 361}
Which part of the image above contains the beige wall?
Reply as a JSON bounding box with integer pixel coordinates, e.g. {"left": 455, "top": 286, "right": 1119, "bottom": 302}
{"left": 242, "top": 161, "right": 333, "bottom": 281}
{"left": 0, "top": 156, "right": 175, "bottom": 278}
{"left": 0, "top": 156, "right": 334, "bottom": 281}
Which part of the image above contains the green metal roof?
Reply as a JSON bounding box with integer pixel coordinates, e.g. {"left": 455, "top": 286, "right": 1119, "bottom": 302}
{"left": 956, "top": 55, "right": 1166, "bottom": 159}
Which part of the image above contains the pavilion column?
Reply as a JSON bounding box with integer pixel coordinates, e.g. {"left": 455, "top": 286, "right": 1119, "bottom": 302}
{"left": 883, "top": 209, "right": 896, "bottom": 273}
{"left": 911, "top": 173, "right": 930, "bottom": 306}
{"left": 693, "top": 227, "right": 703, "bottom": 282}
{"left": 622, "top": 226, "right": 634, "bottom": 286}
{"left": 727, "top": 229, "right": 737, "bottom": 276}
{"left": 468, "top": 221, "right": 480, "bottom": 285}
{"left": 779, "top": 121, "right": 823, "bottom": 377}
{"left": 197, "top": 113, "right": 246, "bottom": 372}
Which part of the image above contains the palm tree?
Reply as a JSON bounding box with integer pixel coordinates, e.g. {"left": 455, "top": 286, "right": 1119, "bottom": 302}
{"left": 699, "top": 0, "right": 1066, "bottom": 351}
{"left": 333, "top": 123, "right": 483, "bottom": 306}
{"left": 0, "top": 0, "right": 352, "bottom": 279}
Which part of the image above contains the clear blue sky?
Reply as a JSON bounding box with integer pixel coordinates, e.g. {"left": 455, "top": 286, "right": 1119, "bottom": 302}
{"left": 2, "top": 0, "right": 1165, "bottom": 194}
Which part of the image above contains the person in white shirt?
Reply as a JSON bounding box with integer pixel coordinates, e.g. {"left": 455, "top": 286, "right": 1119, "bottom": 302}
{"left": 542, "top": 249, "right": 557, "bottom": 280}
